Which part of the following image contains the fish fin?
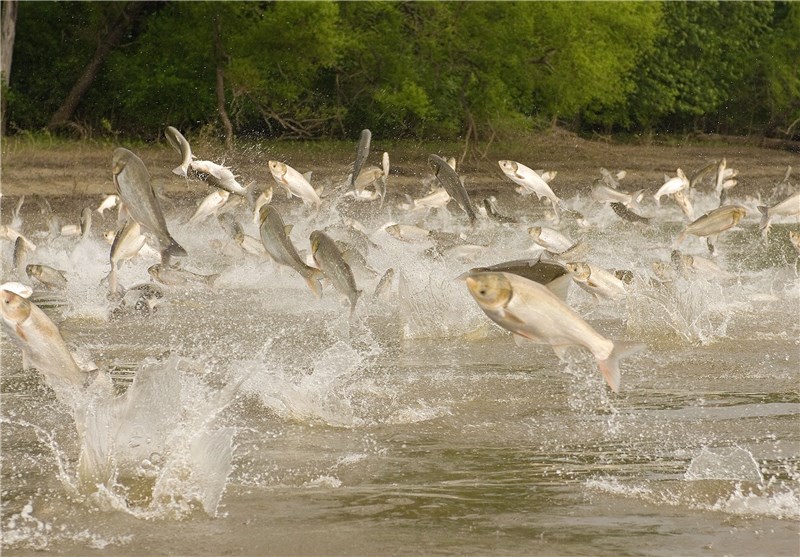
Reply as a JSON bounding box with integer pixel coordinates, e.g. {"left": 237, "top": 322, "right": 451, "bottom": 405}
{"left": 757, "top": 206, "right": 771, "bottom": 231}
{"left": 172, "top": 165, "right": 187, "bottom": 178}
{"left": 15, "top": 324, "right": 27, "bottom": 343}
{"left": 551, "top": 344, "right": 572, "bottom": 361}
{"left": 513, "top": 332, "right": 542, "bottom": 346}
{"left": 545, "top": 274, "right": 571, "bottom": 302}
{"left": 597, "top": 341, "right": 647, "bottom": 393}
{"left": 284, "top": 224, "right": 293, "bottom": 235}
{"left": 500, "top": 309, "right": 526, "bottom": 326}
{"left": 628, "top": 190, "right": 645, "bottom": 212}
{"left": 160, "top": 239, "right": 187, "bottom": 266}
{"left": 305, "top": 270, "right": 324, "bottom": 299}
{"left": 303, "top": 171, "right": 313, "bottom": 184}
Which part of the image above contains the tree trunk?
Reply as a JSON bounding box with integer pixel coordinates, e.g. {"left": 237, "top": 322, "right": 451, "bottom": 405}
{"left": 1, "top": 0, "right": 18, "bottom": 136}
{"left": 47, "top": 2, "right": 144, "bottom": 131}
{"left": 213, "top": 14, "right": 234, "bottom": 151}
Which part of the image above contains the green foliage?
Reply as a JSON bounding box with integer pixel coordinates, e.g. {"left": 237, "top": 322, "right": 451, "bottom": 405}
{"left": 4, "top": 1, "right": 795, "bottom": 140}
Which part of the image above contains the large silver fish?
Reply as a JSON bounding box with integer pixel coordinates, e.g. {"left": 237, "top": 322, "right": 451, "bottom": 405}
{"left": 109, "top": 220, "right": 147, "bottom": 297}
{"left": 350, "top": 129, "right": 372, "bottom": 192}
{"left": 112, "top": 148, "right": 186, "bottom": 261}
{"left": 165, "top": 126, "right": 194, "bottom": 177}
{"left": 429, "top": 154, "right": 477, "bottom": 223}
{"left": 464, "top": 271, "right": 644, "bottom": 393}
{"left": 467, "top": 257, "right": 570, "bottom": 301}
{"left": 27, "top": 264, "right": 67, "bottom": 290}
{"left": 310, "top": 231, "right": 361, "bottom": 315}
{"left": 0, "top": 287, "right": 88, "bottom": 392}
{"left": 498, "top": 160, "right": 562, "bottom": 223}
{"left": 758, "top": 192, "right": 800, "bottom": 237}
{"left": 675, "top": 205, "right": 747, "bottom": 248}
{"left": 258, "top": 205, "right": 323, "bottom": 297}
{"left": 565, "top": 262, "right": 627, "bottom": 301}
{"left": 148, "top": 264, "right": 219, "bottom": 288}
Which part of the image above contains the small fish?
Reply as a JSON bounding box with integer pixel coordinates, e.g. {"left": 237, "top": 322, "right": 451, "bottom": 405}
{"left": 599, "top": 168, "right": 626, "bottom": 190}
{"left": 675, "top": 205, "right": 747, "bottom": 248}
{"left": 714, "top": 158, "right": 727, "bottom": 195}
{"left": 189, "top": 159, "right": 248, "bottom": 196}
{"left": 0, "top": 225, "right": 36, "bottom": 251}
{"left": 351, "top": 129, "right": 372, "bottom": 192}
{"left": 671, "top": 189, "right": 694, "bottom": 220}
{"left": 464, "top": 271, "right": 644, "bottom": 393}
{"left": 353, "top": 167, "right": 384, "bottom": 193}
{"left": 189, "top": 190, "right": 230, "bottom": 224}
{"left": 429, "top": 154, "right": 477, "bottom": 223}
{"left": 373, "top": 268, "right": 395, "bottom": 299}
{"left": 498, "top": 160, "right": 562, "bottom": 223}
{"left": 310, "top": 231, "right": 361, "bottom": 315}
{"left": 258, "top": 205, "right": 323, "bottom": 297}
{"left": 565, "top": 262, "right": 627, "bottom": 301}
{"left": 689, "top": 160, "right": 718, "bottom": 189}
{"left": 112, "top": 148, "right": 186, "bottom": 261}
{"left": 670, "top": 250, "right": 730, "bottom": 278}
{"left": 165, "top": 126, "right": 194, "bottom": 177}
{"left": 217, "top": 213, "right": 243, "bottom": 242}
{"left": 96, "top": 194, "right": 119, "bottom": 215}
{"left": 758, "top": 192, "right": 800, "bottom": 237}
{"left": 0, "top": 288, "right": 88, "bottom": 391}
{"left": 591, "top": 181, "right": 645, "bottom": 211}
{"left": 385, "top": 223, "right": 430, "bottom": 242}
{"left": 653, "top": 169, "right": 688, "bottom": 206}
{"left": 12, "top": 237, "right": 27, "bottom": 278}
{"left": 268, "top": 160, "right": 321, "bottom": 214}
{"left": 80, "top": 207, "right": 92, "bottom": 237}
{"left": 407, "top": 188, "right": 451, "bottom": 210}
{"left": 528, "top": 226, "right": 575, "bottom": 254}
{"left": 26, "top": 264, "right": 68, "bottom": 290}
{"left": 60, "top": 224, "right": 81, "bottom": 237}
{"left": 788, "top": 230, "right": 800, "bottom": 255}
{"left": 11, "top": 195, "right": 25, "bottom": 228}
{"left": 252, "top": 186, "right": 273, "bottom": 225}
{"left": 610, "top": 202, "right": 650, "bottom": 224}
{"left": 109, "top": 220, "right": 147, "bottom": 296}
{"left": 148, "top": 264, "right": 219, "bottom": 288}
{"left": 377, "top": 151, "right": 390, "bottom": 206}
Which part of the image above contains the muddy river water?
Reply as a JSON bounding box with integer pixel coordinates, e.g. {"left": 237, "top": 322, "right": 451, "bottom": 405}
{"left": 1, "top": 141, "right": 798, "bottom": 556}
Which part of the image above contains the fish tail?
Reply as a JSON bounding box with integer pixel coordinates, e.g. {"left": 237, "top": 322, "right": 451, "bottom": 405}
{"left": 161, "top": 239, "right": 187, "bottom": 265}
{"left": 172, "top": 165, "right": 187, "bottom": 178}
{"left": 349, "top": 289, "right": 362, "bottom": 316}
{"left": 305, "top": 269, "right": 324, "bottom": 299}
{"left": 757, "top": 206, "right": 770, "bottom": 230}
{"left": 629, "top": 190, "right": 645, "bottom": 212}
{"left": 597, "top": 341, "right": 646, "bottom": 393}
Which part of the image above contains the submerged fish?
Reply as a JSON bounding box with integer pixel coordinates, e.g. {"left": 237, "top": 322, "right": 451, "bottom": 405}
{"left": 565, "top": 262, "right": 627, "bottom": 301}
{"left": 268, "top": 160, "right": 321, "bottom": 214}
{"left": 26, "top": 264, "right": 67, "bottom": 290}
{"left": 498, "top": 160, "right": 562, "bottom": 222}
{"left": 165, "top": 126, "right": 194, "bottom": 177}
{"left": 258, "top": 205, "right": 323, "bottom": 297}
{"left": 429, "top": 154, "right": 477, "bottom": 223}
{"left": 351, "top": 129, "right": 372, "bottom": 192}
{"left": 112, "top": 148, "right": 186, "bottom": 261}
{"left": 310, "top": 231, "right": 361, "bottom": 315}
{"left": 610, "top": 202, "right": 650, "bottom": 224}
{"left": 148, "top": 264, "right": 219, "bottom": 288}
{"left": 675, "top": 205, "right": 747, "bottom": 248}
{"left": 464, "top": 271, "right": 644, "bottom": 393}
{"left": 0, "top": 288, "right": 88, "bottom": 391}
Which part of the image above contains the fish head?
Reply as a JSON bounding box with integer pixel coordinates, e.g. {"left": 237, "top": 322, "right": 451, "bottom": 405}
{"left": 565, "top": 262, "right": 590, "bottom": 281}
{"left": 309, "top": 231, "right": 323, "bottom": 254}
{"left": 1, "top": 288, "right": 32, "bottom": 329}
{"left": 268, "top": 160, "right": 286, "bottom": 179}
{"left": 111, "top": 148, "right": 133, "bottom": 176}
{"left": 25, "top": 264, "right": 41, "bottom": 280}
{"left": 465, "top": 273, "right": 513, "bottom": 311}
{"left": 527, "top": 227, "right": 542, "bottom": 241}
{"left": 730, "top": 206, "right": 747, "bottom": 224}
{"left": 258, "top": 204, "right": 273, "bottom": 225}
{"left": 498, "top": 160, "right": 517, "bottom": 175}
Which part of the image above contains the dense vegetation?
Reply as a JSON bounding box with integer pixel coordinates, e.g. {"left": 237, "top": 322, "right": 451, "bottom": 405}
{"left": 3, "top": 1, "right": 799, "bottom": 143}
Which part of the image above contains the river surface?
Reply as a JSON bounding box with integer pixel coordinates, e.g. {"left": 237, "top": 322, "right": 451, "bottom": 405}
{"left": 1, "top": 157, "right": 799, "bottom": 556}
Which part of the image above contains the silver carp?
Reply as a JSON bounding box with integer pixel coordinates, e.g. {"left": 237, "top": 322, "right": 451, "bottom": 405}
{"left": 27, "top": 264, "right": 67, "bottom": 290}
{"left": 675, "top": 205, "right": 747, "bottom": 248}
{"left": 310, "top": 231, "right": 361, "bottom": 315}
{"left": 350, "top": 129, "right": 372, "bottom": 192}
{"left": 112, "top": 148, "right": 186, "bottom": 261}
{"left": 165, "top": 126, "right": 194, "bottom": 177}
{"left": 429, "top": 154, "right": 477, "bottom": 223}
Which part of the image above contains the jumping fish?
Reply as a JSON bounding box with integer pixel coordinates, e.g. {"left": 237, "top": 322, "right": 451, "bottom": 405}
{"left": 498, "top": 160, "right": 562, "bottom": 223}
{"left": 671, "top": 189, "right": 695, "bottom": 220}
{"left": 591, "top": 181, "right": 645, "bottom": 211}
{"left": 467, "top": 257, "right": 570, "bottom": 301}
{"left": 27, "top": 264, "right": 67, "bottom": 290}
{"left": 165, "top": 126, "right": 194, "bottom": 177}
{"left": 189, "top": 190, "right": 230, "bottom": 224}
{"left": 80, "top": 207, "right": 92, "bottom": 238}
{"left": 758, "top": 192, "right": 800, "bottom": 238}
{"left": 385, "top": 223, "right": 431, "bottom": 242}
{"left": 464, "top": 271, "right": 644, "bottom": 392}
{"left": 528, "top": 226, "right": 576, "bottom": 255}
{"left": 109, "top": 220, "right": 147, "bottom": 296}
{"left": 689, "top": 160, "right": 718, "bottom": 189}
{"left": 610, "top": 202, "right": 650, "bottom": 224}
{"left": 350, "top": 129, "right": 372, "bottom": 192}
{"left": 258, "top": 205, "right": 323, "bottom": 297}
{"left": 252, "top": 186, "right": 273, "bottom": 225}
{"left": 310, "top": 231, "right": 361, "bottom": 315}
{"left": 429, "top": 154, "right": 477, "bottom": 223}
{"left": 714, "top": 158, "right": 727, "bottom": 196}
{"left": 406, "top": 188, "right": 451, "bottom": 210}
{"left": 268, "top": 160, "right": 321, "bottom": 214}
{"left": 0, "top": 287, "right": 88, "bottom": 392}
{"left": 11, "top": 195, "right": 24, "bottom": 228}
{"left": 565, "top": 262, "right": 627, "bottom": 301}
{"left": 373, "top": 267, "right": 395, "bottom": 299}
{"left": 95, "top": 194, "right": 119, "bottom": 215}
{"left": 675, "top": 205, "right": 747, "bottom": 249}
{"left": 378, "top": 151, "right": 390, "bottom": 207}
{"left": 0, "top": 225, "right": 36, "bottom": 251}
{"left": 112, "top": 148, "right": 186, "bottom": 261}
{"left": 654, "top": 169, "right": 688, "bottom": 206}
{"left": 189, "top": 159, "right": 248, "bottom": 196}
{"left": 353, "top": 167, "right": 384, "bottom": 193}
{"left": 12, "top": 237, "right": 27, "bottom": 278}
{"left": 483, "top": 196, "right": 516, "bottom": 224}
